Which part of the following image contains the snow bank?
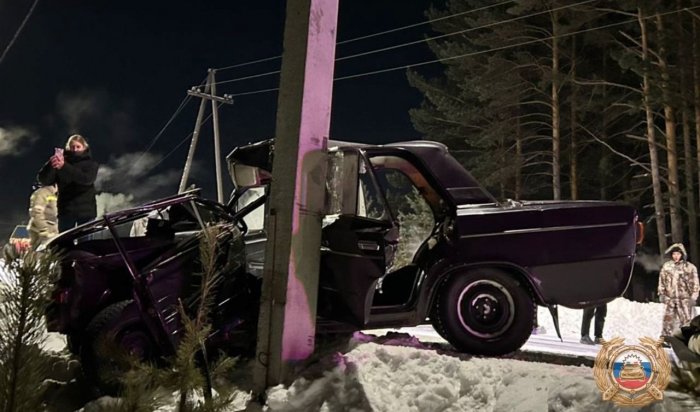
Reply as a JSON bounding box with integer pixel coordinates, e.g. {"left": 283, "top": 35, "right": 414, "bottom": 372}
{"left": 265, "top": 339, "right": 695, "bottom": 412}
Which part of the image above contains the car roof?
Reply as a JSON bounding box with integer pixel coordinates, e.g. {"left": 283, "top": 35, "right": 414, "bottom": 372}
{"left": 227, "top": 139, "right": 496, "bottom": 205}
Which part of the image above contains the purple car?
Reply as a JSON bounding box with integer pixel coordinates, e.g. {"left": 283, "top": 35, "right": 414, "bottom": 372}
{"left": 45, "top": 139, "right": 642, "bottom": 393}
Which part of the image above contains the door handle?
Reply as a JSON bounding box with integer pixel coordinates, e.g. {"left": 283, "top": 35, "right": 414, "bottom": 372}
{"left": 357, "top": 240, "right": 380, "bottom": 251}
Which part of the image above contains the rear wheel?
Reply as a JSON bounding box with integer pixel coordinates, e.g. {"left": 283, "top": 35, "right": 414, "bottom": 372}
{"left": 431, "top": 268, "right": 534, "bottom": 356}
{"left": 80, "top": 300, "right": 157, "bottom": 396}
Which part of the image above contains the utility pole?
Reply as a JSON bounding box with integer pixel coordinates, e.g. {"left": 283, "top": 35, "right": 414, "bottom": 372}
{"left": 252, "top": 0, "right": 339, "bottom": 399}
{"left": 210, "top": 69, "right": 224, "bottom": 203}
{"left": 179, "top": 69, "right": 233, "bottom": 200}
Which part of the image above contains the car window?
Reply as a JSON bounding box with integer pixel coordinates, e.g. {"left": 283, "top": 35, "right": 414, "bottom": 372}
{"left": 235, "top": 187, "right": 266, "bottom": 232}
{"left": 357, "top": 157, "right": 390, "bottom": 221}
{"left": 368, "top": 155, "right": 436, "bottom": 270}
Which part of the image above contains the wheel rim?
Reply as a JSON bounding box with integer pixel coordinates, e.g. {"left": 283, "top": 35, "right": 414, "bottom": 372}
{"left": 456, "top": 279, "right": 515, "bottom": 339}
{"left": 118, "top": 328, "right": 153, "bottom": 359}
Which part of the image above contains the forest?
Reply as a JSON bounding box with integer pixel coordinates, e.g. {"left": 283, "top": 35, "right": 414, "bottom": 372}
{"left": 409, "top": 0, "right": 700, "bottom": 260}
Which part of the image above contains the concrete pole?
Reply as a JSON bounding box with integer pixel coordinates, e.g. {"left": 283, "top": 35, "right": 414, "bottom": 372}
{"left": 178, "top": 74, "right": 211, "bottom": 193}
{"left": 209, "top": 69, "right": 224, "bottom": 203}
{"left": 252, "top": 0, "right": 339, "bottom": 396}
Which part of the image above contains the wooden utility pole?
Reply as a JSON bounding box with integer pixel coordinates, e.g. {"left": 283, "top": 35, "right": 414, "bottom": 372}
{"left": 252, "top": 0, "right": 339, "bottom": 397}
{"left": 179, "top": 70, "right": 233, "bottom": 199}
{"left": 210, "top": 69, "right": 224, "bottom": 203}
{"left": 179, "top": 76, "right": 211, "bottom": 193}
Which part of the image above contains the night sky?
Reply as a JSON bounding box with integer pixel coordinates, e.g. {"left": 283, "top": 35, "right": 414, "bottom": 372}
{"left": 0, "top": 0, "right": 439, "bottom": 235}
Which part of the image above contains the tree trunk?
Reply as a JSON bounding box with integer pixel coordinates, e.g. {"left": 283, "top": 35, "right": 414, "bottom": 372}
{"left": 551, "top": 9, "right": 561, "bottom": 201}
{"left": 640, "top": 8, "right": 667, "bottom": 254}
{"left": 599, "top": 51, "right": 609, "bottom": 201}
{"left": 516, "top": 112, "right": 523, "bottom": 201}
{"left": 679, "top": 3, "right": 698, "bottom": 263}
{"left": 694, "top": 19, "right": 700, "bottom": 259}
{"left": 655, "top": 13, "right": 683, "bottom": 244}
{"left": 570, "top": 35, "right": 578, "bottom": 200}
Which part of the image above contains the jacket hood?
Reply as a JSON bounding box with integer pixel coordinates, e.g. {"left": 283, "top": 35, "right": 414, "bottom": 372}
{"left": 665, "top": 242, "right": 688, "bottom": 260}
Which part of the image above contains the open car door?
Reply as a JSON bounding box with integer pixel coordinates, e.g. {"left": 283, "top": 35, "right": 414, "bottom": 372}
{"left": 317, "top": 150, "right": 399, "bottom": 326}
{"left": 319, "top": 215, "right": 398, "bottom": 326}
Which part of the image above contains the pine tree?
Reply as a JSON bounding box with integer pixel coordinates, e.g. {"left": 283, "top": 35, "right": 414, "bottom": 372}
{"left": 0, "top": 247, "right": 60, "bottom": 412}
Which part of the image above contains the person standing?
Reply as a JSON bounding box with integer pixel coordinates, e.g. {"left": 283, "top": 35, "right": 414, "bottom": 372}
{"left": 27, "top": 183, "right": 58, "bottom": 249}
{"left": 580, "top": 304, "right": 607, "bottom": 345}
{"left": 37, "top": 134, "right": 98, "bottom": 232}
{"left": 658, "top": 243, "right": 700, "bottom": 337}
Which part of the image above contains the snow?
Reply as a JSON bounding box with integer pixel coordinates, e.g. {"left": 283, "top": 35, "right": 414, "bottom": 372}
{"left": 2, "top": 256, "right": 698, "bottom": 410}
{"left": 264, "top": 298, "right": 700, "bottom": 412}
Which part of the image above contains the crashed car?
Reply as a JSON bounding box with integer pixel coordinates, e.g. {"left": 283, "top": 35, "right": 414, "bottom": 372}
{"left": 44, "top": 139, "right": 642, "bottom": 392}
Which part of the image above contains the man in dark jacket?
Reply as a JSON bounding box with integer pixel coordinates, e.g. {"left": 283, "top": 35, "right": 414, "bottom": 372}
{"left": 37, "top": 134, "right": 98, "bottom": 232}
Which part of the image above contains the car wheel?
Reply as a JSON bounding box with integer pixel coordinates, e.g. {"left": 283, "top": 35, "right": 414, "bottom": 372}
{"left": 431, "top": 268, "right": 534, "bottom": 356}
{"left": 80, "top": 300, "right": 156, "bottom": 396}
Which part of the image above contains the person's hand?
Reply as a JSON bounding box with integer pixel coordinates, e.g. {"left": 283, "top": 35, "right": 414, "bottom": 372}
{"left": 50, "top": 154, "right": 64, "bottom": 169}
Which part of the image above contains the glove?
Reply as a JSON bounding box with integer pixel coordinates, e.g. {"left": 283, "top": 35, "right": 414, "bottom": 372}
{"left": 659, "top": 296, "right": 666, "bottom": 304}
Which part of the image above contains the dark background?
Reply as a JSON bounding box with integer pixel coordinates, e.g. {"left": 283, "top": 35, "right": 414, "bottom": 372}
{"left": 0, "top": 0, "right": 440, "bottom": 233}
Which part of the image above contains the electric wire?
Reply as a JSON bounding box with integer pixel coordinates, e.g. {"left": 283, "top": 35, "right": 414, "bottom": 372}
{"left": 209, "top": 0, "right": 595, "bottom": 88}
{"left": 0, "top": 0, "right": 40, "bottom": 66}
{"left": 146, "top": 5, "right": 699, "bottom": 176}
{"left": 132, "top": 94, "right": 193, "bottom": 170}
{"left": 335, "top": 0, "right": 596, "bottom": 62}
{"left": 222, "top": 5, "right": 699, "bottom": 97}
{"left": 211, "top": 0, "right": 516, "bottom": 73}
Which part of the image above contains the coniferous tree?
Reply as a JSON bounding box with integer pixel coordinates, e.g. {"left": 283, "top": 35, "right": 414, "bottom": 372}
{"left": 0, "top": 247, "right": 60, "bottom": 412}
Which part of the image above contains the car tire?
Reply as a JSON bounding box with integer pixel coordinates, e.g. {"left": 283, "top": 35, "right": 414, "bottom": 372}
{"left": 80, "top": 300, "right": 156, "bottom": 396}
{"left": 431, "top": 268, "right": 534, "bottom": 356}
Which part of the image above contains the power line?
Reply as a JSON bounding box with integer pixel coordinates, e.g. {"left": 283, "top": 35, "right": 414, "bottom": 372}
{"left": 211, "top": 0, "right": 516, "bottom": 73}
{"left": 129, "top": 75, "right": 208, "bottom": 175}
{"left": 210, "top": 0, "right": 595, "bottom": 88}
{"left": 336, "top": 6, "right": 700, "bottom": 81}
{"left": 212, "top": 69, "right": 282, "bottom": 87}
{"left": 337, "top": 0, "right": 516, "bottom": 45}
{"left": 215, "top": 55, "right": 283, "bottom": 72}
{"left": 219, "top": 6, "right": 699, "bottom": 97}
{"left": 144, "top": 104, "right": 221, "bottom": 176}
{"left": 335, "top": 0, "right": 596, "bottom": 62}
{"left": 131, "top": 94, "right": 193, "bottom": 171}
{"left": 0, "top": 0, "right": 40, "bottom": 66}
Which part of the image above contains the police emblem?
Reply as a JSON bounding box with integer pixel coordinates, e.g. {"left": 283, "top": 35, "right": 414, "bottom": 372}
{"left": 593, "top": 337, "right": 671, "bottom": 407}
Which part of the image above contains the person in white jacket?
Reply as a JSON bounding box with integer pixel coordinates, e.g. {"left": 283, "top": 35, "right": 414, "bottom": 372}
{"left": 658, "top": 243, "right": 700, "bottom": 337}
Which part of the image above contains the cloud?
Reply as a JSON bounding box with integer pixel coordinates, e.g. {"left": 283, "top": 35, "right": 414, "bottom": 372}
{"left": 0, "top": 126, "right": 39, "bottom": 157}
{"left": 96, "top": 151, "right": 186, "bottom": 201}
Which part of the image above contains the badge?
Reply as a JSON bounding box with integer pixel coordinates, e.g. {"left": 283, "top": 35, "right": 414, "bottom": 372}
{"left": 593, "top": 337, "right": 671, "bottom": 407}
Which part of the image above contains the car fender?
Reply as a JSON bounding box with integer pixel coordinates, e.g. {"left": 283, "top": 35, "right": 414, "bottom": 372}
{"left": 418, "top": 257, "right": 545, "bottom": 321}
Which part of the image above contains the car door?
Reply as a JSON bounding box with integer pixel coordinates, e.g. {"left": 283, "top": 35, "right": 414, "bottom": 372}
{"left": 318, "top": 151, "right": 398, "bottom": 326}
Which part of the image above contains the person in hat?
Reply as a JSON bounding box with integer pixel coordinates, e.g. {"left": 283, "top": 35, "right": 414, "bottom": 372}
{"left": 658, "top": 243, "right": 700, "bottom": 337}
{"left": 27, "top": 183, "right": 58, "bottom": 249}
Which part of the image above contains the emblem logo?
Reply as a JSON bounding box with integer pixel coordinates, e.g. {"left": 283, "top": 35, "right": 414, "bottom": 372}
{"left": 593, "top": 337, "right": 671, "bottom": 407}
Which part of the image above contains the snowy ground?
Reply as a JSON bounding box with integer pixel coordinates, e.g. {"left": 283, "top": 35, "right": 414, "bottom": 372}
{"left": 2, "top": 254, "right": 695, "bottom": 411}
{"left": 34, "top": 298, "right": 698, "bottom": 412}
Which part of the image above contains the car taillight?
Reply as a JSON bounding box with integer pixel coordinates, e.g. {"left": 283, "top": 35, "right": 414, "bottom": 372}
{"left": 636, "top": 221, "right": 645, "bottom": 245}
